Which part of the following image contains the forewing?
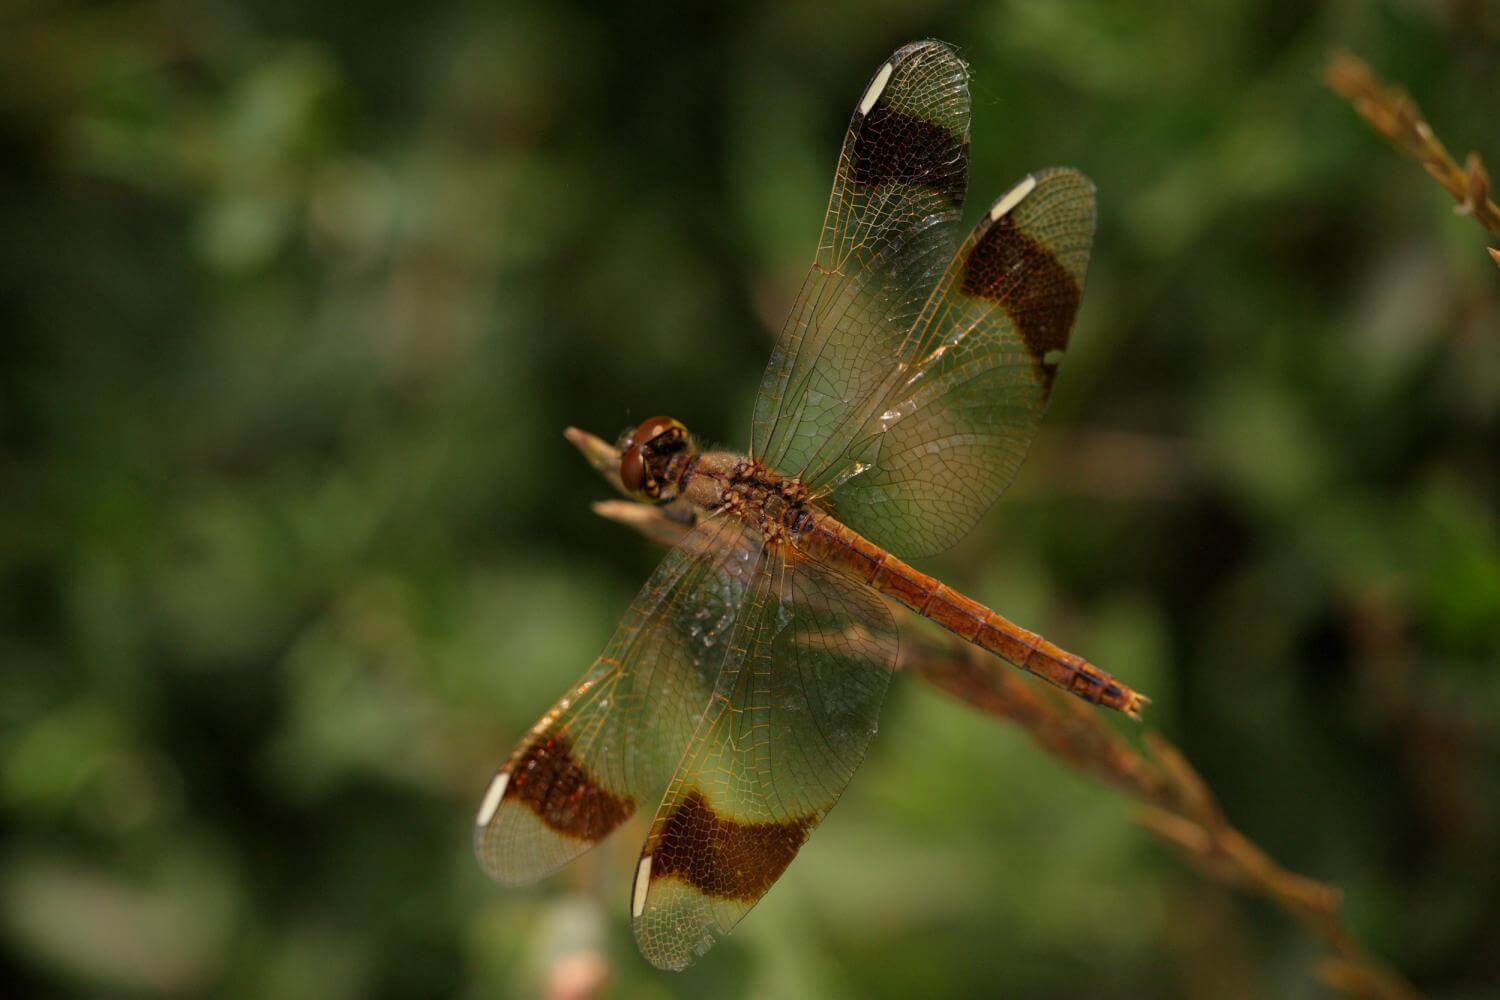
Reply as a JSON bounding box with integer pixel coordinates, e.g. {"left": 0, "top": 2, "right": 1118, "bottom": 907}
{"left": 629, "top": 544, "right": 899, "bottom": 970}
{"left": 752, "top": 40, "right": 970, "bottom": 480}
{"left": 474, "top": 519, "right": 764, "bottom": 884}
{"left": 822, "top": 167, "right": 1097, "bottom": 557}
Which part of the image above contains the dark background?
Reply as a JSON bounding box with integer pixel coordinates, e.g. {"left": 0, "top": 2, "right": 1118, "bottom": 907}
{"left": 3, "top": 1, "right": 1498, "bottom": 996}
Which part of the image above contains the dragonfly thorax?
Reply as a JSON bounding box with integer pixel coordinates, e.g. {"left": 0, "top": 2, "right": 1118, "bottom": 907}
{"left": 677, "top": 454, "right": 816, "bottom": 542}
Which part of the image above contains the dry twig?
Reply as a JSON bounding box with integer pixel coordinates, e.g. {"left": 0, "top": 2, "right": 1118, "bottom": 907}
{"left": 567, "top": 426, "right": 1423, "bottom": 1000}
{"left": 910, "top": 639, "right": 1420, "bottom": 1000}
{"left": 1324, "top": 50, "right": 1500, "bottom": 270}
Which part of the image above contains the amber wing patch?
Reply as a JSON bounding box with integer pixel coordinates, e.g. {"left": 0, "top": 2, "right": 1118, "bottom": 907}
{"left": 506, "top": 733, "right": 635, "bottom": 842}
{"left": 821, "top": 166, "right": 1096, "bottom": 560}
{"left": 852, "top": 100, "right": 969, "bottom": 207}
{"left": 473, "top": 519, "right": 767, "bottom": 886}
{"left": 631, "top": 543, "right": 898, "bottom": 970}
{"left": 751, "top": 39, "right": 971, "bottom": 484}
{"left": 649, "top": 791, "right": 815, "bottom": 901}
{"left": 960, "top": 212, "right": 1081, "bottom": 391}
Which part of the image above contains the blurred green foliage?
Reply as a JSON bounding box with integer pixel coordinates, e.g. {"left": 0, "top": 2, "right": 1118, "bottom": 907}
{"left": 3, "top": 1, "right": 1498, "bottom": 996}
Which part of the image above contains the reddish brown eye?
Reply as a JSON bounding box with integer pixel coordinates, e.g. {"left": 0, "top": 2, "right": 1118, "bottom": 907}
{"left": 632, "top": 415, "right": 678, "bottom": 448}
{"left": 620, "top": 445, "right": 645, "bottom": 494}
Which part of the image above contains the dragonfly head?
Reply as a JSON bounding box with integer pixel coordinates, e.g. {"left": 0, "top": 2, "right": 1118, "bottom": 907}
{"left": 618, "top": 416, "right": 694, "bottom": 503}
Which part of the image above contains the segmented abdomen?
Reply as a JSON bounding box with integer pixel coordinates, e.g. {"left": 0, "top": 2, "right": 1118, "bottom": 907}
{"left": 794, "top": 511, "right": 1145, "bottom": 717}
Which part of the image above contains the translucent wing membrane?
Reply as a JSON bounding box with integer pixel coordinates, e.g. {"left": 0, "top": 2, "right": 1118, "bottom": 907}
{"left": 474, "top": 519, "right": 764, "bottom": 884}
{"left": 820, "top": 167, "right": 1097, "bottom": 558}
{"left": 630, "top": 544, "right": 898, "bottom": 970}
{"left": 752, "top": 40, "right": 971, "bottom": 480}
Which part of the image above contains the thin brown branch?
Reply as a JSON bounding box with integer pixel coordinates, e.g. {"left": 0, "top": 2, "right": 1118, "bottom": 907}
{"left": 1324, "top": 50, "right": 1500, "bottom": 269}
{"left": 907, "top": 636, "right": 1167, "bottom": 803}
{"left": 567, "top": 425, "right": 1422, "bottom": 999}
{"left": 929, "top": 649, "right": 1419, "bottom": 1000}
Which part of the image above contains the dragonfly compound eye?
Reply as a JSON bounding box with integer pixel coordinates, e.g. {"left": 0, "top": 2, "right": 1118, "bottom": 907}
{"left": 631, "top": 415, "right": 687, "bottom": 451}
{"left": 620, "top": 445, "right": 646, "bottom": 494}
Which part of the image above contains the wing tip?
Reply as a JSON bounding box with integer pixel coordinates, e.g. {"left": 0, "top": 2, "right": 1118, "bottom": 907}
{"left": 985, "top": 167, "right": 1100, "bottom": 226}
{"left": 1033, "top": 165, "right": 1099, "bottom": 210}
{"left": 631, "top": 872, "right": 720, "bottom": 972}
{"left": 857, "top": 38, "right": 970, "bottom": 119}
{"left": 891, "top": 38, "right": 964, "bottom": 66}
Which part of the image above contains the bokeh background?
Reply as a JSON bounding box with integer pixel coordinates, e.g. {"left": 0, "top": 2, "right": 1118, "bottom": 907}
{"left": 3, "top": 1, "right": 1498, "bottom": 996}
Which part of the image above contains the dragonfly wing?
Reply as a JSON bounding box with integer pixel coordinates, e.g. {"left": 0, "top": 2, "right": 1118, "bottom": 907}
{"left": 752, "top": 40, "right": 971, "bottom": 480}
{"left": 474, "top": 518, "right": 765, "bottom": 885}
{"left": 824, "top": 167, "right": 1097, "bottom": 558}
{"left": 629, "top": 543, "right": 898, "bottom": 970}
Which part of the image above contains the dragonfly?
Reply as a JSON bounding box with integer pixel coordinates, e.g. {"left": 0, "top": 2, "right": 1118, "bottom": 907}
{"left": 474, "top": 39, "right": 1146, "bottom": 971}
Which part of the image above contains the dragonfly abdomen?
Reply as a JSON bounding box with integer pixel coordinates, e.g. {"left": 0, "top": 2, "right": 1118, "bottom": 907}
{"left": 800, "top": 511, "right": 1146, "bottom": 718}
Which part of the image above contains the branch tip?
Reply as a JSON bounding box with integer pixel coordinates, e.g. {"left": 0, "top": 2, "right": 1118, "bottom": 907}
{"left": 1324, "top": 49, "right": 1500, "bottom": 261}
